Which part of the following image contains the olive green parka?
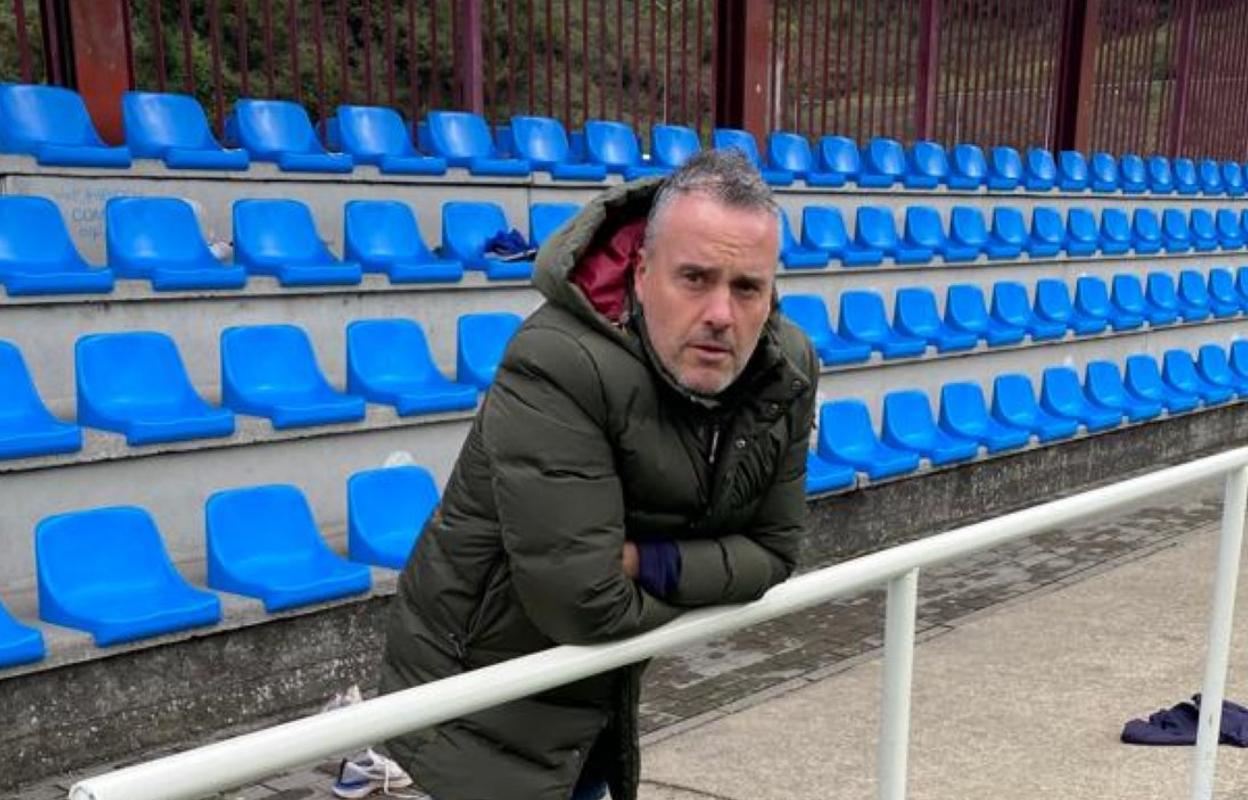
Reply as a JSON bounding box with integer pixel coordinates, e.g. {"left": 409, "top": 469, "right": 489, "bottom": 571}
{"left": 380, "top": 177, "right": 818, "bottom": 800}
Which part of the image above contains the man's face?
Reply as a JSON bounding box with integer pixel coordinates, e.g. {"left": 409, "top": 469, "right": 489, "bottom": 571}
{"left": 634, "top": 192, "right": 778, "bottom": 396}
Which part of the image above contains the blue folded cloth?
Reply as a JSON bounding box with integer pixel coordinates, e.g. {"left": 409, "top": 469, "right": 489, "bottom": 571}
{"left": 485, "top": 228, "right": 537, "bottom": 261}
{"left": 636, "top": 539, "right": 682, "bottom": 599}
{"left": 1122, "top": 694, "right": 1248, "bottom": 746}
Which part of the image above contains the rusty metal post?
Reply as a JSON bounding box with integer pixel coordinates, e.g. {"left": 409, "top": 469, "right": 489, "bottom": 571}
{"left": 915, "top": 0, "right": 940, "bottom": 140}
{"left": 453, "top": 0, "right": 485, "bottom": 114}
{"left": 63, "top": 0, "right": 133, "bottom": 144}
{"left": 1052, "top": 0, "right": 1099, "bottom": 152}
{"left": 715, "top": 0, "right": 774, "bottom": 142}
{"left": 1168, "top": 0, "right": 1198, "bottom": 157}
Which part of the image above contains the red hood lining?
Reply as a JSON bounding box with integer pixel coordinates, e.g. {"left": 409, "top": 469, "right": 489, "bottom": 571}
{"left": 569, "top": 215, "right": 647, "bottom": 324}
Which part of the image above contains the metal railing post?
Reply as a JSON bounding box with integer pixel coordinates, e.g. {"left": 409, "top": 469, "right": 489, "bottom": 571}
{"left": 1190, "top": 466, "right": 1248, "bottom": 800}
{"left": 878, "top": 567, "right": 920, "bottom": 800}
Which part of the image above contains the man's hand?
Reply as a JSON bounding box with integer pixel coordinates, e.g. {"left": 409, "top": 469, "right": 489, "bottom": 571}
{"left": 621, "top": 541, "right": 640, "bottom": 579}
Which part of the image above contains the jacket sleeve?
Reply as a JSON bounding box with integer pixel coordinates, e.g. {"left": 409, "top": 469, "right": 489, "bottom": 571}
{"left": 484, "top": 324, "right": 682, "bottom": 644}
{"left": 667, "top": 336, "right": 818, "bottom": 607}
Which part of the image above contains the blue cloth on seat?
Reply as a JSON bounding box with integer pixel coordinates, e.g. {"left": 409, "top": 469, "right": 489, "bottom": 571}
{"left": 1122, "top": 695, "right": 1248, "bottom": 746}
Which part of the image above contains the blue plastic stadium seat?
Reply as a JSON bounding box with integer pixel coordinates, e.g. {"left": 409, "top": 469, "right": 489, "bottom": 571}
{"left": 851, "top": 206, "right": 907, "bottom": 263}
{"left": 1176, "top": 269, "right": 1213, "bottom": 322}
{"left": 1064, "top": 208, "right": 1099, "bottom": 256}
{"left": 0, "top": 84, "right": 131, "bottom": 167}
{"left": 1164, "top": 349, "right": 1232, "bottom": 404}
{"left": 803, "top": 206, "right": 881, "bottom": 266}
{"left": 939, "top": 382, "right": 1029, "bottom": 453}
{"left": 991, "top": 281, "right": 1065, "bottom": 341}
{"left": 1028, "top": 207, "right": 1066, "bottom": 257}
{"left": 768, "top": 131, "right": 843, "bottom": 186}
{"left": 1089, "top": 152, "right": 1118, "bottom": 192}
{"left": 1173, "top": 158, "right": 1200, "bottom": 195}
{"left": 1146, "top": 272, "right": 1182, "bottom": 325}
{"left": 457, "top": 312, "right": 524, "bottom": 388}
{"left": 0, "top": 196, "right": 114, "bottom": 295}
{"left": 816, "top": 400, "right": 919, "bottom": 480}
{"left": 441, "top": 201, "right": 534, "bottom": 281}
{"left": 1041, "top": 366, "right": 1121, "bottom": 431}
{"left": 948, "top": 143, "right": 988, "bottom": 190}
{"left": 0, "top": 340, "right": 81, "bottom": 460}
{"left": 1207, "top": 268, "right": 1243, "bottom": 316}
{"left": 233, "top": 199, "right": 361, "bottom": 286}
{"left": 988, "top": 146, "right": 1023, "bottom": 190}
{"left": 1085, "top": 361, "right": 1162, "bottom": 422}
{"left": 1098, "top": 208, "right": 1131, "bottom": 256}
{"left": 1132, "top": 208, "right": 1162, "bottom": 254}
{"left": 1073, "top": 276, "right": 1117, "bottom": 332}
{"left": 779, "top": 211, "right": 829, "bottom": 269}
{"left": 1223, "top": 162, "right": 1246, "bottom": 197}
{"left": 1237, "top": 267, "right": 1248, "bottom": 307}
{"left": 893, "top": 287, "right": 977, "bottom": 353}
{"left": 992, "top": 373, "right": 1078, "bottom": 442}
{"left": 904, "top": 140, "right": 949, "bottom": 189}
{"left": 1109, "top": 274, "right": 1148, "bottom": 329}
{"left": 900, "top": 206, "right": 946, "bottom": 263}
{"left": 493, "top": 124, "right": 514, "bottom": 157}
{"left": 582, "top": 120, "right": 666, "bottom": 179}
{"left": 1119, "top": 154, "right": 1147, "bottom": 193}
{"left": 1198, "top": 159, "right": 1224, "bottom": 195}
{"left": 1126, "top": 354, "right": 1198, "bottom": 413}
{"left": 817, "top": 135, "right": 861, "bottom": 183}
{"left": 343, "top": 200, "right": 462, "bottom": 283}
{"left": 76, "top": 332, "right": 234, "bottom": 445}
{"left": 1216, "top": 209, "right": 1244, "bottom": 249}
{"left": 1148, "top": 156, "right": 1175, "bottom": 193}
{"left": 1036, "top": 277, "right": 1103, "bottom": 335}
{"left": 1189, "top": 209, "right": 1218, "bottom": 251}
{"left": 221, "top": 324, "right": 366, "bottom": 428}
{"left": 1231, "top": 341, "right": 1248, "bottom": 383}
{"left": 805, "top": 451, "right": 856, "bottom": 494}
{"left": 36, "top": 506, "right": 220, "bottom": 646}
{"left": 945, "top": 284, "right": 1025, "bottom": 346}
{"left": 334, "top": 105, "right": 447, "bottom": 175}
{"left": 882, "top": 390, "right": 978, "bottom": 465}
{"left": 348, "top": 465, "right": 441, "bottom": 568}
{"left": 779, "top": 294, "right": 871, "bottom": 365}
{"left": 837, "top": 290, "right": 924, "bottom": 359}
{"left": 0, "top": 600, "right": 44, "bottom": 668}
{"left": 1057, "top": 151, "right": 1089, "bottom": 191}
{"left": 1024, "top": 148, "right": 1057, "bottom": 191}
{"left": 1197, "top": 344, "right": 1248, "bottom": 397}
{"left": 425, "top": 110, "right": 530, "bottom": 176}
{"left": 105, "top": 197, "right": 247, "bottom": 290}
{"left": 123, "top": 91, "right": 249, "bottom": 170}
{"left": 712, "top": 128, "right": 792, "bottom": 185}
{"left": 233, "top": 98, "right": 352, "bottom": 172}
{"left": 858, "top": 137, "right": 906, "bottom": 188}
{"left": 945, "top": 206, "right": 988, "bottom": 261}
{"left": 1161, "top": 209, "right": 1192, "bottom": 253}
{"left": 510, "top": 116, "right": 606, "bottom": 181}
{"left": 529, "top": 202, "right": 581, "bottom": 248}
{"left": 347, "top": 319, "right": 477, "bottom": 415}
{"left": 987, "top": 207, "right": 1027, "bottom": 258}
{"left": 651, "top": 124, "right": 702, "bottom": 170}
{"left": 206, "top": 484, "right": 371, "bottom": 611}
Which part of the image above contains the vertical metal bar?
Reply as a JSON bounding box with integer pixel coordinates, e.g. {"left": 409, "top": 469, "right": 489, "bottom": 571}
{"left": 665, "top": 0, "right": 673, "bottom": 122}
{"left": 1004, "top": 0, "right": 1023, "bottom": 147}
{"left": 696, "top": 0, "right": 705, "bottom": 134}
{"left": 487, "top": 0, "right": 497, "bottom": 116}
{"left": 453, "top": 0, "right": 484, "bottom": 114}
{"left": 616, "top": 0, "right": 624, "bottom": 122}
{"left": 1137, "top": 4, "right": 1159, "bottom": 154}
{"left": 507, "top": 0, "right": 516, "bottom": 116}
{"left": 989, "top": 0, "right": 1008, "bottom": 145}
{"left": 262, "top": 0, "right": 274, "bottom": 96}
{"left": 337, "top": 0, "right": 347, "bottom": 103}
{"left": 809, "top": 0, "right": 821, "bottom": 137}
{"left": 289, "top": 0, "right": 301, "bottom": 105}
{"left": 432, "top": 0, "right": 442, "bottom": 110}
{"left": 14, "top": 0, "right": 32, "bottom": 83}
{"left": 868, "top": 0, "right": 883, "bottom": 134}
{"left": 583, "top": 0, "right": 591, "bottom": 122}
{"left": 563, "top": 0, "right": 572, "bottom": 127}
{"left": 1196, "top": 3, "right": 1220, "bottom": 155}
{"left": 546, "top": 0, "right": 554, "bottom": 116}
{"left": 1169, "top": 0, "right": 1198, "bottom": 156}
{"left": 239, "top": 0, "right": 250, "bottom": 96}
{"left": 855, "top": 0, "right": 868, "bottom": 135}
{"left": 915, "top": 0, "right": 937, "bottom": 141}
{"left": 208, "top": 0, "right": 224, "bottom": 131}
{"left": 40, "top": 0, "right": 63, "bottom": 85}
{"left": 451, "top": 0, "right": 460, "bottom": 108}
{"left": 179, "top": 0, "right": 194, "bottom": 93}
{"left": 836, "top": 0, "right": 848, "bottom": 133}
{"left": 709, "top": 0, "right": 717, "bottom": 135}
{"left": 1110, "top": 1, "right": 1131, "bottom": 152}
{"left": 633, "top": 0, "right": 641, "bottom": 126}
{"left": 821, "top": 0, "right": 834, "bottom": 135}
{"left": 528, "top": 0, "right": 536, "bottom": 113}
{"left": 966, "top": 0, "right": 987, "bottom": 142}
{"left": 313, "top": 0, "right": 326, "bottom": 115}
{"left": 878, "top": 568, "right": 920, "bottom": 800}
{"left": 793, "top": 0, "right": 804, "bottom": 132}
{"left": 649, "top": 0, "right": 656, "bottom": 132}
{"left": 682, "top": 0, "right": 690, "bottom": 124}
{"left": 893, "top": 0, "right": 907, "bottom": 139}
{"left": 1188, "top": 6, "right": 1213, "bottom": 156}
{"left": 150, "top": 0, "right": 166, "bottom": 90}
{"left": 384, "top": 0, "right": 395, "bottom": 107}
{"left": 1114, "top": 0, "right": 1137, "bottom": 152}
{"left": 601, "top": 0, "right": 609, "bottom": 121}
{"left": 1228, "top": 5, "right": 1248, "bottom": 158}
{"left": 362, "top": 0, "right": 373, "bottom": 104}
{"left": 1154, "top": 0, "right": 1176, "bottom": 154}
{"left": 407, "top": 0, "right": 418, "bottom": 120}
{"left": 1189, "top": 466, "right": 1248, "bottom": 800}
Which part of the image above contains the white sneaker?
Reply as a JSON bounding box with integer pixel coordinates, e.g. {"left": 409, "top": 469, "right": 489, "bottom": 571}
{"left": 331, "top": 748, "right": 423, "bottom": 799}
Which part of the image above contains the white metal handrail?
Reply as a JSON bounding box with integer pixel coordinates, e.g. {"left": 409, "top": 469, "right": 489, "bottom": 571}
{"left": 68, "top": 446, "right": 1248, "bottom": 800}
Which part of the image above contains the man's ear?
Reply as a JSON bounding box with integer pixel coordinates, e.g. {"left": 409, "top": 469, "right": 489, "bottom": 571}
{"left": 633, "top": 246, "right": 647, "bottom": 304}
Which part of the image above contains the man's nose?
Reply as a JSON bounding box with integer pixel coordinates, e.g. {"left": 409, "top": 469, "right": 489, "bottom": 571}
{"left": 701, "top": 285, "right": 734, "bottom": 330}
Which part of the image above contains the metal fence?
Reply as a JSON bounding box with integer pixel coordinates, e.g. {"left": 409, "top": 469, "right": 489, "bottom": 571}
{"left": 67, "top": 446, "right": 1248, "bottom": 800}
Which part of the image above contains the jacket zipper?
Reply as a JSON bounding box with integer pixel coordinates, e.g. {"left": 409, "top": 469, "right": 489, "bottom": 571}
{"left": 449, "top": 558, "right": 505, "bottom": 663}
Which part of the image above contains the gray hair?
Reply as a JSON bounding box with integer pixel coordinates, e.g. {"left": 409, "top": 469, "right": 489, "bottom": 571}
{"left": 644, "top": 148, "right": 779, "bottom": 251}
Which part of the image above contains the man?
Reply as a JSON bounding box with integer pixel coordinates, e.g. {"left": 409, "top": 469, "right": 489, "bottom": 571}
{"left": 380, "top": 149, "right": 818, "bottom": 800}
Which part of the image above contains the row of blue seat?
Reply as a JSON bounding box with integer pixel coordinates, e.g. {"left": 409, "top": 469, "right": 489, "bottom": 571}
{"left": 805, "top": 341, "right": 1248, "bottom": 493}
{"left": 0, "top": 465, "right": 439, "bottom": 665}
{"left": 3, "top": 84, "right": 1244, "bottom": 196}
{"left": 0, "top": 196, "right": 574, "bottom": 296}
{"left": 0, "top": 315, "right": 523, "bottom": 459}
{"left": 783, "top": 267, "right": 1248, "bottom": 365}
{"left": 781, "top": 204, "right": 1248, "bottom": 269}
